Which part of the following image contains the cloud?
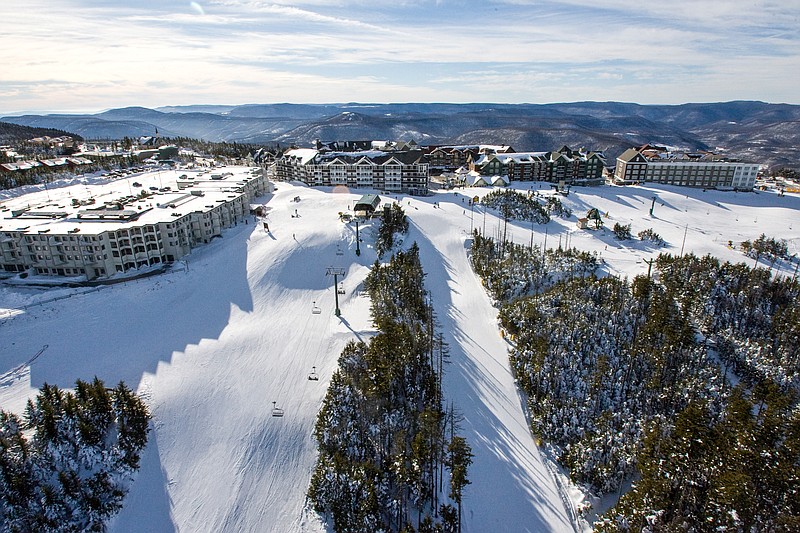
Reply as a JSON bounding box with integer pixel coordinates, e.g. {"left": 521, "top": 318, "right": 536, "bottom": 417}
{"left": 213, "top": 0, "right": 408, "bottom": 34}
{"left": 190, "top": 1, "right": 206, "bottom": 15}
{"left": 0, "top": 0, "right": 798, "bottom": 112}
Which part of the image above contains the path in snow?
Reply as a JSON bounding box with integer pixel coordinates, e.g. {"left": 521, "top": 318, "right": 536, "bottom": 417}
{"left": 408, "top": 196, "right": 573, "bottom": 532}
{"left": 112, "top": 185, "right": 378, "bottom": 532}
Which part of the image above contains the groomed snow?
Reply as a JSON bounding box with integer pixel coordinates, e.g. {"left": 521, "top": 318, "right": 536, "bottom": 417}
{"left": 1, "top": 169, "right": 798, "bottom": 532}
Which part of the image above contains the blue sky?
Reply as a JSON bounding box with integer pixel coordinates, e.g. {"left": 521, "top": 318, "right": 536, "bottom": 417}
{"left": 1, "top": 0, "right": 799, "bottom": 114}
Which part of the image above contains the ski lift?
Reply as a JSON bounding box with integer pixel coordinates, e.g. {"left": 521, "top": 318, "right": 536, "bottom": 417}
{"left": 308, "top": 366, "right": 319, "bottom": 381}
{"left": 311, "top": 301, "right": 321, "bottom": 314}
{"left": 336, "top": 244, "right": 344, "bottom": 256}
{"left": 337, "top": 283, "right": 345, "bottom": 295}
{"left": 271, "top": 401, "right": 284, "bottom": 418}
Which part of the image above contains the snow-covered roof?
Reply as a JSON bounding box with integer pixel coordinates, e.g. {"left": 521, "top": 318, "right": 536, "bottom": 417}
{"left": 0, "top": 168, "right": 260, "bottom": 235}
{"left": 283, "top": 148, "right": 318, "bottom": 165}
{"left": 496, "top": 152, "right": 549, "bottom": 164}
{"left": 0, "top": 161, "right": 42, "bottom": 171}
{"left": 470, "top": 173, "right": 487, "bottom": 186}
{"left": 472, "top": 154, "right": 491, "bottom": 166}
{"left": 40, "top": 158, "right": 69, "bottom": 167}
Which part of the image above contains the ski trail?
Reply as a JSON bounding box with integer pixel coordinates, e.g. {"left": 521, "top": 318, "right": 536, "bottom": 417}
{"left": 409, "top": 204, "right": 573, "bottom": 532}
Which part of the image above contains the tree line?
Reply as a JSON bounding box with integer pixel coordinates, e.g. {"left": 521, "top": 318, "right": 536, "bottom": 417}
{"left": 0, "top": 378, "right": 150, "bottom": 532}
{"left": 308, "top": 244, "right": 473, "bottom": 532}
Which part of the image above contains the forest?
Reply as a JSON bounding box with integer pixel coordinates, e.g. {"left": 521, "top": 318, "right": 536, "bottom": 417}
{"left": 479, "top": 188, "right": 573, "bottom": 226}
{"left": 470, "top": 232, "right": 800, "bottom": 530}
{"left": 0, "top": 378, "right": 150, "bottom": 532}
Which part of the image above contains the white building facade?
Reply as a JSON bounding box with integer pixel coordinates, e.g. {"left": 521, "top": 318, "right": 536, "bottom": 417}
{"left": 275, "top": 148, "right": 429, "bottom": 195}
{"left": 615, "top": 147, "right": 760, "bottom": 189}
{"left": 1, "top": 170, "right": 269, "bottom": 280}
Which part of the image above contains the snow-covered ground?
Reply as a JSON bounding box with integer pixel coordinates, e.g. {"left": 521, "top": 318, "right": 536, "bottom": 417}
{"left": 1, "top": 169, "right": 798, "bottom": 532}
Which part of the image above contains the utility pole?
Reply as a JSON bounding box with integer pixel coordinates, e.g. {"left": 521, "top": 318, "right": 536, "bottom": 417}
{"left": 649, "top": 196, "right": 657, "bottom": 216}
{"left": 529, "top": 217, "right": 534, "bottom": 250}
{"left": 501, "top": 205, "right": 509, "bottom": 255}
{"left": 326, "top": 267, "right": 346, "bottom": 316}
{"left": 542, "top": 227, "right": 548, "bottom": 259}
{"left": 679, "top": 224, "right": 688, "bottom": 257}
{"left": 469, "top": 201, "right": 474, "bottom": 233}
{"left": 355, "top": 219, "right": 361, "bottom": 256}
{"left": 645, "top": 257, "right": 654, "bottom": 279}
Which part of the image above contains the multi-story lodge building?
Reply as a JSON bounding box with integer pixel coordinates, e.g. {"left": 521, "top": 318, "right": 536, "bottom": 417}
{"left": 614, "top": 146, "right": 760, "bottom": 189}
{"left": 275, "top": 146, "right": 429, "bottom": 195}
{"left": 426, "top": 145, "right": 513, "bottom": 171}
{"left": 470, "top": 146, "right": 606, "bottom": 184}
{"left": 0, "top": 169, "right": 269, "bottom": 280}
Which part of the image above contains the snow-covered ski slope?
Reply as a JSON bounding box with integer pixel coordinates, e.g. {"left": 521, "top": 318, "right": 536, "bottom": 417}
{"left": 1, "top": 168, "right": 798, "bottom": 532}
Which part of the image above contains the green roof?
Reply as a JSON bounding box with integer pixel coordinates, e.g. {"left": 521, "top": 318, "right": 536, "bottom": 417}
{"left": 354, "top": 194, "right": 381, "bottom": 211}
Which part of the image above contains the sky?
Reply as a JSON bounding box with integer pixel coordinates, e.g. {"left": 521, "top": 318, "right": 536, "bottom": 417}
{"left": 1, "top": 0, "right": 799, "bottom": 114}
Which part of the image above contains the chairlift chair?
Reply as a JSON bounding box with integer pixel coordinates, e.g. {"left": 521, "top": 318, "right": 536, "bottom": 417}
{"left": 308, "top": 366, "right": 319, "bottom": 381}
{"left": 337, "top": 283, "right": 346, "bottom": 295}
{"left": 271, "top": 401, "right": 284, "bottom": 417}
{"left": 311, "top": 301, "right": 322, "bottom": 314}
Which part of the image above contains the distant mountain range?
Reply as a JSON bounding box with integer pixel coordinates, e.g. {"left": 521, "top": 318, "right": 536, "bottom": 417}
{"left": 3, "top": 101, "right": 799, "bottom": 168}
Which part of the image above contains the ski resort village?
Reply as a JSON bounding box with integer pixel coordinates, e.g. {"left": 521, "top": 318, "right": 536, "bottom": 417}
{"left": 1, "top": 139, "right": 799, "bottom": 532}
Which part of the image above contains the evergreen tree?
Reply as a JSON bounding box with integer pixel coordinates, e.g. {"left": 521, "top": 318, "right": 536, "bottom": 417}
{"left": 445, "top": 436, "right": 472, "bottom": 533}
{"left": 612, "top": 223, "right": 631, "bottom": 240}
{"left": 376, "top": 203, "right": 409, "bottom": 258}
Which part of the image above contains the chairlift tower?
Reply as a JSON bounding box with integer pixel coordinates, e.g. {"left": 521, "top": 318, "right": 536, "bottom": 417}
{"left": 355, "top": 219, "right": 361, "bottom": 256}
{"left": 326, "top": 267, "right": 346, "bottom": 316}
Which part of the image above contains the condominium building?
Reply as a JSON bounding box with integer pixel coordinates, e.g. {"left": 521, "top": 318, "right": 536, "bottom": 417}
{"left": 614, "top": 146, "right": 760, "bottom": 189}
{"left": 426, "top": 145, "right": 513, "bottom": 171}
{"left": 275, "top": 148, "right": 429, "bottom": 194}
{"left": 470, "top": 146, "right": 606, "bottom": 184}
{"left": 0, "top": 169, "right": 269, "bottom": 280}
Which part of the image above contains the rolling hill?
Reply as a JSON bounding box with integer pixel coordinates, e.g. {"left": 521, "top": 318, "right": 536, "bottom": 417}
{"left": 3, "top": 101, "right": 799, "bottom": 168}
{"left": 0, "top": 121, "right": 83, "bottom": 143}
